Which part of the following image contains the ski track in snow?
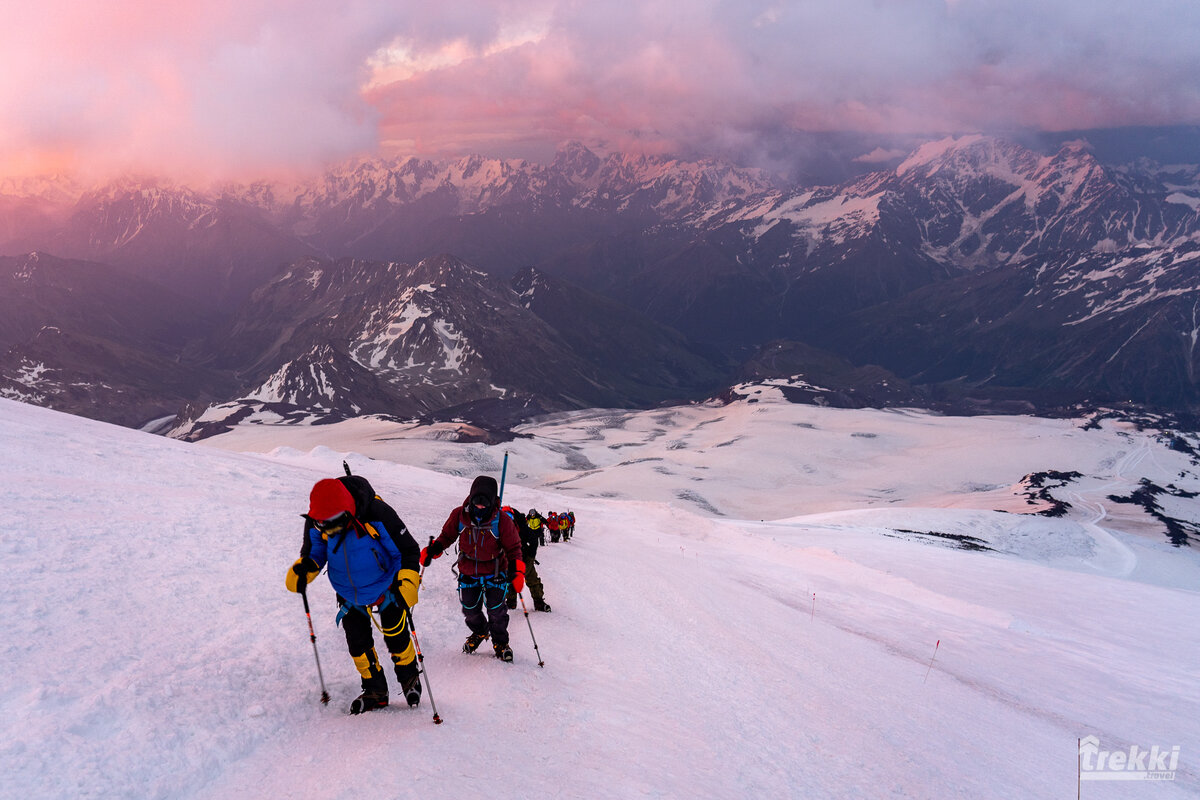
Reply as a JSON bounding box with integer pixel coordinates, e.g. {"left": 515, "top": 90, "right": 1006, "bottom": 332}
{"left": 2, "top": 396, "right": 1200, "bottom": 800}
{"left": 1062, "top": 439, "right": 1150, "bottom": 579}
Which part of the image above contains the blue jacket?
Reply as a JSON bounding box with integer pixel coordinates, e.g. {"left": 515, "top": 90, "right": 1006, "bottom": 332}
{"left": 308, "top": 520, "right": 403, "bottom": 607}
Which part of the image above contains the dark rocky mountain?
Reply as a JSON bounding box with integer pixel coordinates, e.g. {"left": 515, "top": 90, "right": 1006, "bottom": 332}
{"left": 1, "top": 148, "right": 779, "bottom": 312}
{"left": 0, "top": 253, "right": 235, "bottom": 425}
{"left": 173, "top": 342, "right": 408, "bottom": 439}
{"left": 733, "top": 340, "right": 928, "bottom": 409}
{"left": 828, "top": 241, "right": 1200, "bottom": 409}
{"left": 220, "top": 147, "right": 776, "bottom": 276}
{"left": 170, "top": 254, "right": 730, "bottom": 439}
{"left": 663, "top": 136, "right": 1200, "bottom": 348}
{"left": 4, "top": 133, "right": 1200, "bottom": 432}
{"left": 8, "top": 181, "right": 314, "bottom": 310}
{"left": 877, "top": 137, "right": 1199, "bottom": 265}
{"left": 526, "top": 136, "right": 1200, "bottom": 353}
{"left": 0, "top": 252, "right": 188, "bottom": 350}
{"left": 0, "top": 327, "right": 236, "bottom": 429}
{"left": 512, "top": 265, "right": 730, "bottom": 402}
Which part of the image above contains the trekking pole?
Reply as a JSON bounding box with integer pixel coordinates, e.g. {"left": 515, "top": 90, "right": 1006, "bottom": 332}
{"left": 411, "top": 536, "right": 443, "bottom": 723}
{"left": 495, "top": 453, "right": 541, "bottom": 666}
{"left": 300, "top": 585, "right": 331, "bottom": 705}
{"left": 516, "top": 592, "right": 545, "bottom": 668}
{"left": 406, "top": 613, "right": 443, "bottom": 724}
{"left": 923, "top": 639, "right": 940, "bottom": 684}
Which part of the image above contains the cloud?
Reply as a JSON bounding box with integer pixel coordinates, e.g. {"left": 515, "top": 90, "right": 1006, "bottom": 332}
{"left": 369, "top": 0, "right": 1200, "bottom": 164}
{"left": 854, "top": 148, "right": 911, "bottom": 165}
{"left": 2, "top": 0, "right": 1199, "bottom": 179}
{"left": 0, "top": 0, "right": 401, "bottom": 179}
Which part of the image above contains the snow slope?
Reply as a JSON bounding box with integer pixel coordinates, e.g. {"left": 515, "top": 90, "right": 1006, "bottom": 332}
{"left": 203, "top": 390, "right": 1198, "bottom": 555}
{"left": 2, "top": 395, "right": 1199, "bottom": 799}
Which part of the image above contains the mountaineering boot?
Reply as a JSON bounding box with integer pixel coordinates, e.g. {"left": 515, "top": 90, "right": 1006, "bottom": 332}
{"left": 533, "top": 598, "right": 552, "bottom": 612}
{"left": 463, "top": 632, "right": 489, "bottom": 654}
{"left": 351, "top": 648, "right": 388, "bottom": 712}
{"left": 396, "top": 661, "right": 422, "bottom": 708}
{"left": 493, "top": 642, "right": 514, "bottom": 662}
{"left": 349, "top": 692, "right": 389, "bottom": 715}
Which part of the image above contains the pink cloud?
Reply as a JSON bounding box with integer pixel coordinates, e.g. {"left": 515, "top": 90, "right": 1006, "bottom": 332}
{"left": 365, "top": 0, "right": 1200, "bottom": 164}
{"left": 0, "top": 0, "right": 396, "bottom": 179}
{"left": 2, "top": 0, "right": 1198, "bottom": 180}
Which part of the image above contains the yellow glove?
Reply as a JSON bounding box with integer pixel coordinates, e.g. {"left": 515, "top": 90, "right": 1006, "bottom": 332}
{"left": 285, "top": 557, "right": 320, "bottom": 593}
{"left": 397, "top": 569, "right": 420, "bottom": 607}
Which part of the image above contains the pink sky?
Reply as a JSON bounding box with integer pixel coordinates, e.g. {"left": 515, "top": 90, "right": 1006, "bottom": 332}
{"left": 2, "top": 0, "right": 1198, "bottom": 180}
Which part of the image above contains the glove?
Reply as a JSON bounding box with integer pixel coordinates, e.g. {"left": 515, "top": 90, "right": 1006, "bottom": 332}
{"left": 512, "top": 559, "right": 526, "bottom": 594}
{"left": 286, "top": 557, "right": 320, "bottom": 593}
{"left": 396, "top": 569, "right": 420, "bottom": 607}
{"left": 420, "top": 541, "right": 444, "bottom": 567}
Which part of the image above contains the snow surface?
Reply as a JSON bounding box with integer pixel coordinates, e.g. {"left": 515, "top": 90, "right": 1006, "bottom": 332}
{"left": 3, "top": 395, "right": 1199, "bottom": 799}
{"left": 895, "top": 135, "right": 989, "bottom": 178}
{"left": 1166, "top": 192, "right": 1200, "bottom": 211}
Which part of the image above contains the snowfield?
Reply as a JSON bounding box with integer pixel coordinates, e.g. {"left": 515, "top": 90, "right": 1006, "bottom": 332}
{"left": 2, "top": 394, "right": 1198, "bottom": 799}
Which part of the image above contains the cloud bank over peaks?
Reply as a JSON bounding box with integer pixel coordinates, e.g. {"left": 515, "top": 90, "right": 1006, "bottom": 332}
{"left": 2, "top": 0, "right": 1199, "bottom": 181}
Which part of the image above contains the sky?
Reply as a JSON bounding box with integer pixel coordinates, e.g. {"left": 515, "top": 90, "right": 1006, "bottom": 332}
{"left": 2, "top": 0, "right": 1199, "bottom": 181}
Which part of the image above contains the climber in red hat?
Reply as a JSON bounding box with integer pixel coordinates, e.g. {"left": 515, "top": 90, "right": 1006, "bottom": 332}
{"left": 286, "top": 472, "right": 423, "bottom": 714}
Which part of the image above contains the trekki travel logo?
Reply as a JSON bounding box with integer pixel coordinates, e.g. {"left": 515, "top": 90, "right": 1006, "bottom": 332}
{"left": 1079, "top": 736, "right": 1180, "bottom": 781}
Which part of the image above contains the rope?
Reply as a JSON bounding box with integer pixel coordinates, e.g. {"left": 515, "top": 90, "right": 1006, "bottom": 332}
{"left": 364, "top": 599, "right": 407, "bottom": 639}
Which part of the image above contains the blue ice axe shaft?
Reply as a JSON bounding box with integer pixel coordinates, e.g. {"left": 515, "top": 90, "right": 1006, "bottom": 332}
{"left": 498, "top": 450, "right": 509, "bottom": 504}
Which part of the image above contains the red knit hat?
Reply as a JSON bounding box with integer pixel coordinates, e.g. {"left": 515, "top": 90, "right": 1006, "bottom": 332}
{"left": 308, "top": 478, "right": 356, "bottom": 521}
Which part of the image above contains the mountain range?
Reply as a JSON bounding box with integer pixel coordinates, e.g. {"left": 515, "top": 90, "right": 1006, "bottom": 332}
{"left": 174, "top": 254, "right": 725, "bottom": 440}
{"left": 2, "top": 132, "right": 1200, "bottom": 434}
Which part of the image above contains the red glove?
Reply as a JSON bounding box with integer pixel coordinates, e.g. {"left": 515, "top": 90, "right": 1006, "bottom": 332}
{"left": 420, "top": 542, "right": 444, "bottom": 567}
{"left": 512, "top": 559, "right": 526, "bottom": 593}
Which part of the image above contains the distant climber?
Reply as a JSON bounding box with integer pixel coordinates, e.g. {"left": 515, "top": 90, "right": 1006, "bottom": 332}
{"left": 504, "top": 506, "right": 551, "bottom": 613}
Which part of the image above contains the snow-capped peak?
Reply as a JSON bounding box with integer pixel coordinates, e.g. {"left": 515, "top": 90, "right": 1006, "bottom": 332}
{"left": 895, "top": 134, "right": 989, "bottom": 177}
